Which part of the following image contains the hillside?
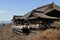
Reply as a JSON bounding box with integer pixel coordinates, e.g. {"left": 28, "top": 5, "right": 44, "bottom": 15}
{"left": 0, "top": 23, "right": 60, "bottom": 40}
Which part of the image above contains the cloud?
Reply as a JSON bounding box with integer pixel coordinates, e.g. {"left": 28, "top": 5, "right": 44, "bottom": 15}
{"left": 0, "top": 10, "right": 5, "bottom": 13}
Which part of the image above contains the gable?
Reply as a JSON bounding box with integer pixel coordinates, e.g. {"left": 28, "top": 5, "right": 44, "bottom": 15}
{"left": 46, "top": 9, "right": 60, "bottom": 18}
{"left": 27, "top": 12, "right": 39, "bottom": 19}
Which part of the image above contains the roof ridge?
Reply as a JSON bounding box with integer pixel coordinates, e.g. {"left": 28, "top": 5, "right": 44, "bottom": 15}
{"left": 35, "top": 3, "right": 54, "bottom": 9}
{"left": 34, "top": 2, "right": 59, "bottom": 11}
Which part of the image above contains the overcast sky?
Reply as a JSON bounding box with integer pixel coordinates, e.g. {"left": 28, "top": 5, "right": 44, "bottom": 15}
{"left": 0, "top": 0, "right": 60, "bottom": 21}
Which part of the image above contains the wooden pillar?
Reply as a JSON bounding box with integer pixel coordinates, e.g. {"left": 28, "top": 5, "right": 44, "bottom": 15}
{"left": 35, "top": 20, "right": 36, "bottom": 27}
{"left": 39, "top": 21, "right": 41, "bottom": 30}
{"left": 29, "top": 20, "right": 30, "bottom": 28}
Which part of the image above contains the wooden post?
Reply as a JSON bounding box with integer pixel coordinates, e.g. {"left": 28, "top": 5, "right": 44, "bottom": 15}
{"left": 39, "top": 21, "right": 41, "bottom": 30}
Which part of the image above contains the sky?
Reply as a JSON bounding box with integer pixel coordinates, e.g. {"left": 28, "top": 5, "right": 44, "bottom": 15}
{"left": 0, "top": 0, "right": 60, "bottom": 21}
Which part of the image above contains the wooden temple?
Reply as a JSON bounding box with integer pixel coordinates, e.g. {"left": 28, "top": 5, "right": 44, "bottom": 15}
{"left": 12, "top": 3, "right": 60, "bottom": 30}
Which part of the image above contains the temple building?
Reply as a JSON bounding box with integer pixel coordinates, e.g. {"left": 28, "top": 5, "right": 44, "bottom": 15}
{"left": 12, "top": 3, "right": 60, "bottom": 31}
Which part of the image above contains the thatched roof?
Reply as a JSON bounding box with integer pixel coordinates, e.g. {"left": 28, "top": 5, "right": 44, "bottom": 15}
{"left": 12, "top": 3, "right": 60, "bottom": 20}
{"left": 13, "top": 15, "right": 23, "bottom": 20}
{"left": 22, "top": 11, "right": 33, "bottom": 19}
{"left": 35, "top": 12, "right": 60, "bottom": 19}
{"left": 34, "top": 2, "right": 60, "bottom": 13}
